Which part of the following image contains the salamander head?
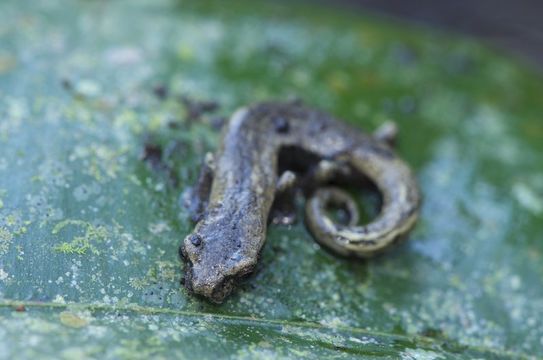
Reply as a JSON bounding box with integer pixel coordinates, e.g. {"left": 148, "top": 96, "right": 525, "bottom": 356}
{"left": 180, "top": 221, "right": 259, "bottom": 303}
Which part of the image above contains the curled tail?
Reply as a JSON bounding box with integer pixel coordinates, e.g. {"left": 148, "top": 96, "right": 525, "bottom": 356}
{"left": 305, "top": 147, "right": 420, "bottom": 258}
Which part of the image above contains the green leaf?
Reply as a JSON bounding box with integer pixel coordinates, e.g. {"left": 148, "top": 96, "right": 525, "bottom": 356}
{"left": 1, "top": 0, "right": 542, "bottom": 358}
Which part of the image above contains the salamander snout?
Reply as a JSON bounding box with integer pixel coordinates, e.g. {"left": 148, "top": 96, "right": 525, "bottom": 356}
{"left": 184, "top": 260, "right": 235, "bottom": 304}
{"left": 181, "top": 230, "right": 257, "bottom": 303}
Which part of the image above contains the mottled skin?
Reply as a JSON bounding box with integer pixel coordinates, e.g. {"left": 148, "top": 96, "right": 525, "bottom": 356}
{"left": 181, "top": 102, "right": 420, "bottom": 303}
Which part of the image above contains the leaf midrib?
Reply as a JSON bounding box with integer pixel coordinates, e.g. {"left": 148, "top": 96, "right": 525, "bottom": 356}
{"left": 0, "top": 299, "right": 531, "bottom": 359}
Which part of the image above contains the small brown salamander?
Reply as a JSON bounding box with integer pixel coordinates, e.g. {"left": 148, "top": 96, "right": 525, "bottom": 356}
{"left": 181, "top": 101, "right": 420, "bottom": 303}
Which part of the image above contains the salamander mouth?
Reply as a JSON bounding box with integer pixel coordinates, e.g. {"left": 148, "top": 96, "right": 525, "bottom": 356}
{"left": 181, "top": 258, "right": 194, "bottom": 292}
{"left": 181, "top": 257, "right": 238, "bottom": 303}
{"left": 210, "top": 276, "right": 235, "bottom": 303}
{"left": 181, "top": 255, "right": 255, "bottom": 303}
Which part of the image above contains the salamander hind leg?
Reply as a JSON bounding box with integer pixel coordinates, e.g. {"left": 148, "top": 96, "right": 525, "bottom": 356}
{"left": 373, "top": 121, "right": 398, "bottom": 147}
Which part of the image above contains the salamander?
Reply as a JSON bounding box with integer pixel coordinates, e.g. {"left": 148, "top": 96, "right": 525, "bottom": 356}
{"left": 180, "top": 101, "right": 420, "bottom": 303}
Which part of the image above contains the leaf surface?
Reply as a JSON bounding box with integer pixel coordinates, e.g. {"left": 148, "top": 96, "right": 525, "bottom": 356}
{"left": 1, "top": 0, "right": 542, "bottom": 358}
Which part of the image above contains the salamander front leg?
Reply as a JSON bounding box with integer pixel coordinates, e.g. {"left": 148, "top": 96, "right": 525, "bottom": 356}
{"left": 182, "top": 152, "right": 214, "bottom": 223}
{"left": 270, "top": 170, "right": 298, "bottom": 225}
{"left": 311, "top": 159, "right": 353, "bottom": 184}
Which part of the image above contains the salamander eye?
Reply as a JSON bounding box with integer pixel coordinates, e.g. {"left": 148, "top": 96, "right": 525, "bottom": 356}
{"left": 180, "top": 234, "right": 202, "bottom": 258}
{"left": 272, "top": 116, "right": 289, "bottom": 134}
{"left": 189, "top": 234, "right": 202, "bottom": 246}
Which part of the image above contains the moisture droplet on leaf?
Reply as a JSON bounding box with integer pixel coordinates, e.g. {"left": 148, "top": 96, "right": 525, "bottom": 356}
{"left": 59, "top": 311, "right": 89, "bottom": 328}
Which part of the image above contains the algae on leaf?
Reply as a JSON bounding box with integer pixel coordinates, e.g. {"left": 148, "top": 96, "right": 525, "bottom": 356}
{"left": 1, "top": 0, "right": 543, "bottom": 358}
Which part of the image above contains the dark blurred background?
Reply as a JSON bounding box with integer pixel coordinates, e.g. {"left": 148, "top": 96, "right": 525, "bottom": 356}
{"left": 328, "top": 0, "right": 543, "bottom": 72}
